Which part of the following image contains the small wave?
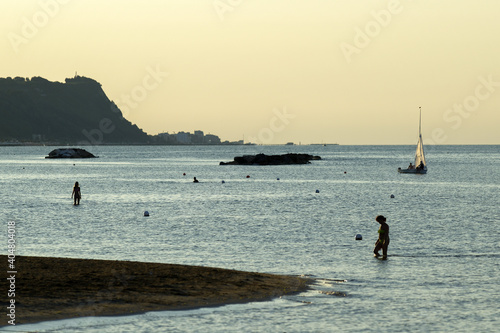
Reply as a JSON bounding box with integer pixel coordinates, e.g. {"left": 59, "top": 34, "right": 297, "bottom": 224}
{"left": 388, "top": 253, "right": 500, "bottom": 259}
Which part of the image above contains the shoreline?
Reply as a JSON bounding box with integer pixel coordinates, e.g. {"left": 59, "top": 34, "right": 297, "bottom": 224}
{"left": 2, "top": 255, "right": 311, "bottom": 325}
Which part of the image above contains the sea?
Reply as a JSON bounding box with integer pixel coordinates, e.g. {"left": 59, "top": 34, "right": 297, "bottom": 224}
{"left": 1, "top": 144, "right": 499, "bottom": 333}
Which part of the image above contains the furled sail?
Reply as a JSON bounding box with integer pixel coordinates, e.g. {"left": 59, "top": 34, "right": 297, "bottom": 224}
{"left": 414, "top": 133, "right": 426, "bottom": 168}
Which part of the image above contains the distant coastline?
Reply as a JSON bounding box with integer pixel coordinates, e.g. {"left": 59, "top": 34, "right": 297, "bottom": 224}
{"left": 0, "top": 141, "right": 255, "bottom": 147}
{"left": 0, "top": 76, "right": 249, "bottom": 146}
{"left": 0, "top": 75, "right": 343, "bottom": 146}
{"left": 0, "top": 139, "right": 340, "bottom": 146}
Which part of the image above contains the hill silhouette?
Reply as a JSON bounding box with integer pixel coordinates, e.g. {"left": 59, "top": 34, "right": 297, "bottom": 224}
{"left": 0, "top": 76, "right": 152, "bottom": 144}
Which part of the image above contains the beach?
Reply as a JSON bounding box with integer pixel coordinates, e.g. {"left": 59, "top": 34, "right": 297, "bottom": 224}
{"left": 4, "top": 255, "right": 311, "bottom": 325}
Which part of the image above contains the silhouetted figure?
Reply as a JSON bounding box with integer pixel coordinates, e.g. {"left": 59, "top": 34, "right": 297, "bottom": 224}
{"left": 71, "top": 181, "right": 81, "bottom": 205}
{"left": 193, "top": 177, "right": 199, "bottom": 183}
{"left": 373, "top": 215, "right": 389, "bottom": 258}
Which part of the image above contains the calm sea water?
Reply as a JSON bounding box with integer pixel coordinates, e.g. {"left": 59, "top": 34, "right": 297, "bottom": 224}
{"left": 1, "top": 145, "right": 499, "bottom": 332}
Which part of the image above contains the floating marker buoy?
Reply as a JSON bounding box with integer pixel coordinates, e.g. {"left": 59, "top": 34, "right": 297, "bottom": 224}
{"left": 246, "top": 175, "right": 250, "bottom": 178}
{"left": 315, "top": 189, "right": 320, "bottom": 193}
{"left": 144, "top": 211, "right": 150, "bottom": 217}
{"left": 183, "top": 173, "right": 186, "bottom": 176}
{"left": 390, "top": 194, "right": 395, "bottom": 198}
{"left": 355, "top": 234, "right": 362, "bottom": 240}
{"left": 344, "top": 171, "right": 347, "bottom": 174}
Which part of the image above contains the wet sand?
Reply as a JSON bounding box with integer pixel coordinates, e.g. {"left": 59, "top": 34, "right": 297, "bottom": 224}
{"left": 3, "top": 255, "right": 310, "bottom": 325}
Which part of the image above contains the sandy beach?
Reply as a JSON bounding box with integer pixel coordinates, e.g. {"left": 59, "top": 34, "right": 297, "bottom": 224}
{"left": 2, "top": 255, "right": 310, "bottom": 325}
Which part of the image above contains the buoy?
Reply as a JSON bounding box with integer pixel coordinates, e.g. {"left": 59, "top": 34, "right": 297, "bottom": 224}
{"left": 183, "top": 173, "right": 186, "bottom": 176}
{"left": 246, "top": 175, "right": 250, "bottom": 178}
{"left": 344, "top": 171, "right": 347, "bottom": 174}
{"left": 390, "top": 194, "right": 395, "bottom": 198}
{"left": 144, "top": 211, "right": 150, "bottom": 217}
{"left": 355, "top": 234, "right": 362, "bottom": 240}
{"left": 315, "top": 189, "right": 320, "bottom": 193}
{"left": 277, "top": 178, "right": 280, "bottom": 181}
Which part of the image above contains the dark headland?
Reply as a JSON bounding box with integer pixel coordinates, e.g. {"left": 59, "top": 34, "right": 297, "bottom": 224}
{"left": 0, "top": 76, "right": 243, "bottom": 145}
{"left": 0, "top": 76, "right": 151, "bottom": 145}
{"left": 3, "top": 255, "right": 310, "bottom": 325}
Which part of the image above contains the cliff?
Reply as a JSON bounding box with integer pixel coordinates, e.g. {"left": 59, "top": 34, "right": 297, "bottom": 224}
{"left": 0, "top": 76, "right": 152, "bottom": 144}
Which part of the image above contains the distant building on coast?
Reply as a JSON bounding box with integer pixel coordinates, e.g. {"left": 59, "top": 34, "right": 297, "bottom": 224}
{"left": 154, "top": 130, "right": 245, "bottom": 145}
{"left": 176, "top": 132, "right": 191, "bottom": 144}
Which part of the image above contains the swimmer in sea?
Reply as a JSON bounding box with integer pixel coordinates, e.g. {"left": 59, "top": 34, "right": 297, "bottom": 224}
{"left": 193, "top": 177, "right": 199, "bottom": 183}
{"left": 373, "top": 215, "right": 389, "bottom": 258}
{"left": 71, "top": 181, "right": 81, "bottom": 205}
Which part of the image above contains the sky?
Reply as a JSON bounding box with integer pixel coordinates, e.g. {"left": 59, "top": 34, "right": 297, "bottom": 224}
{"left": 1, "top": 0, "right": 499, "bottom": 145}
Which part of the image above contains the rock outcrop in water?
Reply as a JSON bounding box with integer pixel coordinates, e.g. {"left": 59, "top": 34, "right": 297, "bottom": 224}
{"left": 45, "top": 148, "right": 97, "bottom": 158}
{"left": 219, "top": 153, "right": 321, "bottom": 165}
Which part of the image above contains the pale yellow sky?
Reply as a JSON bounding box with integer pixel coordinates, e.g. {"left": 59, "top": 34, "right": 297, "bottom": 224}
{"left": 2, "top": 0, "right": 499, "bottom": 144}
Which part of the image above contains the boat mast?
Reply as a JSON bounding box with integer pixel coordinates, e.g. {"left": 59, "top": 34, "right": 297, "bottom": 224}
{"left": 419, "top": 106, "right": 422, "bottom": 136}
{"left": 417, "top": 106, "right": 426, "bottom": 167}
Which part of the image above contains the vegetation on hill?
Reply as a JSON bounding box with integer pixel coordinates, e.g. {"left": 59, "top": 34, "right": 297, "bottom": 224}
{"left": 0, "top": 76, "right": 152, "bottom": 144}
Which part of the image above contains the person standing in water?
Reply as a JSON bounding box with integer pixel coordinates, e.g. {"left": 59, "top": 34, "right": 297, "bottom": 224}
{"left": 373, "top": 215, "right": 389, "bottom": 258}
{"left": 71, "top": 181, "right": 81, "bottom": 205}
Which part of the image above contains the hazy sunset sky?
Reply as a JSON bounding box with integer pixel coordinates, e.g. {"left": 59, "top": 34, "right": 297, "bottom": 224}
{"left": 2, "top": 0, "right": 499, "bottom": 144}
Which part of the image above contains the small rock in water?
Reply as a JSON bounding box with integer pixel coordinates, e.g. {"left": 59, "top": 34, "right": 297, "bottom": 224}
{"left": 45, "top": 148, "right": 97, "bottom": 159}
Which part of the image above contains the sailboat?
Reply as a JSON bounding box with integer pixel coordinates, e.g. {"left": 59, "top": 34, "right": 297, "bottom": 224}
{"left": 398, "top": 107, "right": 427, "bottom": 174}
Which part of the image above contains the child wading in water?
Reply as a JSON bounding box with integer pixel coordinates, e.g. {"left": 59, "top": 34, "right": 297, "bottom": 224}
{"left": 71, "top": 181, "right": 81, "bottom": 205}
{"left": 373, "top": 215, "right": 389, "bottom": 258}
